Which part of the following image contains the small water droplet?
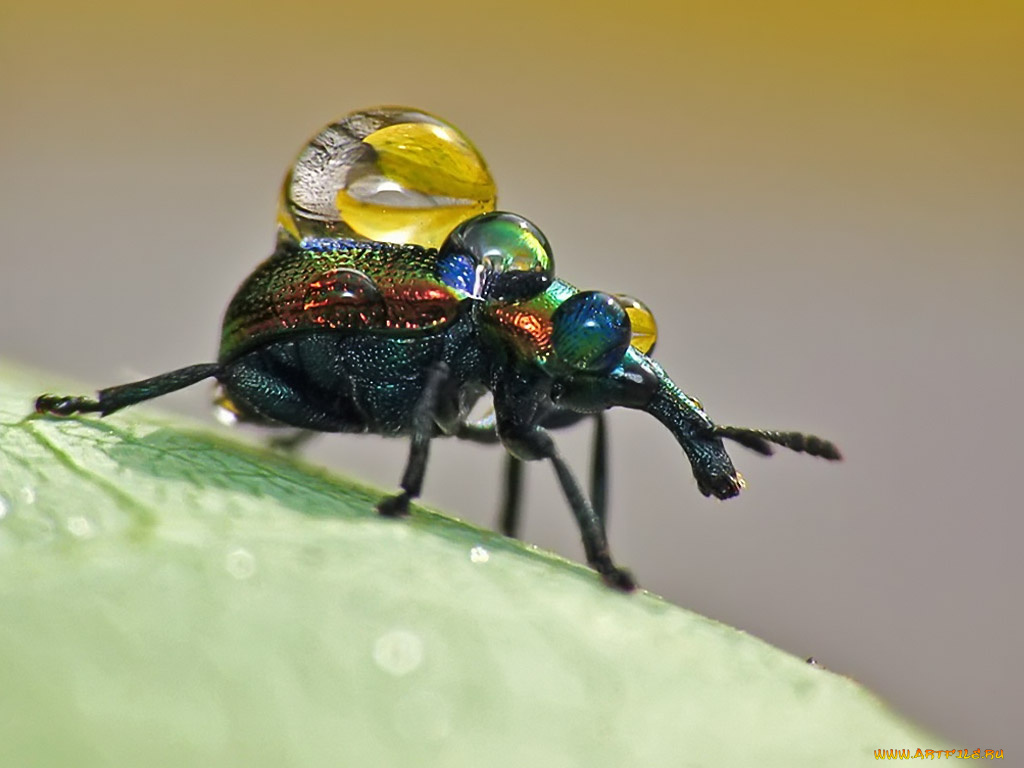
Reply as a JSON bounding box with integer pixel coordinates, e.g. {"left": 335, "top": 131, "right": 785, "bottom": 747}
{"left": 20, "top": 486, "right": 36, "bottom": 504}
{"left": 67, "top": 516, "right": 94, "bottom": 538}
{"left": 373, "top": 630, "right": 424, "bottom": 676}
{"left": 225, "top": 548, "right": 256, "bottom": 579}
{"left": 214, "top": 405, "right": 239, "bottom": 426}
{"left": 0, "top": 494, "right": 9, "bottom": 521}
{"left": 469, "top": 545, "right": 490, "bottom": 563}
{"left": 464, "top": 393, "right": 496, "bottom": 429}
{"left": 806, "top": 657, "right": 827, "bottom": 670}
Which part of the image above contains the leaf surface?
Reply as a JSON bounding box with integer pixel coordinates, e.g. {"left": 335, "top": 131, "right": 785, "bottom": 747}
{"left": 0, "top": 361, "right": 936, "bottom": 767}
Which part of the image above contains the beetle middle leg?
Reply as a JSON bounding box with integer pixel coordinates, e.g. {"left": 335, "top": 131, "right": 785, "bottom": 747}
{"left": 376, "top": 361, "right": 450, "bottom": 517}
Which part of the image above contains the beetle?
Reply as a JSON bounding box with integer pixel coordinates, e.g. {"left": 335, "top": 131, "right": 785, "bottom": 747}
{"left": 34, "top": 107, "right": 840, "bottom": 590}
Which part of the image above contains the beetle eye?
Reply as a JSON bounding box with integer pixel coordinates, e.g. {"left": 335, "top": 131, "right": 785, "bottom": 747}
{"left": 436, "top": 212, "right": 554, "bottom": 301}
{"left": 613, "top": 294, "right": 658, "bottom": 354}
{"left": 551, "top": 291, "right": 632, "bottom": 373}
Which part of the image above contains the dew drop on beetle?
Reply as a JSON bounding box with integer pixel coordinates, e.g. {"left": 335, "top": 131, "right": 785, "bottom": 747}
{"left": 614, "top": 294, "right": 658, "bottom": 354}
{"left": 280, "top": 107, "right": 497, "bottom": 249}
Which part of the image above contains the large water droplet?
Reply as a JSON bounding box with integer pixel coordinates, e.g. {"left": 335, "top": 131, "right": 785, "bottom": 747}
{"left": 281, "top": 107, "right": 496, "bottom": 249}
{"left": 373, "top": 629, "right": 424, "bottom": 676}
{"left": 469, "top": 546, "right": 490, "bottom": 564}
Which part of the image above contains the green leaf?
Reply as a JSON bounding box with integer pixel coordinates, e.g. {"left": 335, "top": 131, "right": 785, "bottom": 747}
{"left": 0, "top": 361, "right": 936, "bottom": 767}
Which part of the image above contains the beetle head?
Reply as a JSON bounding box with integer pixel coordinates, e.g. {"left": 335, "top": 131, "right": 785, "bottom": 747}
{"left": 551, "top": 346, "right": 747, "bottom": 499}
{"left": 547, "top": 303, "right": 842, "bottom": 497}
{"left": 440, "top": 212, "right": 841, "bottom": 496}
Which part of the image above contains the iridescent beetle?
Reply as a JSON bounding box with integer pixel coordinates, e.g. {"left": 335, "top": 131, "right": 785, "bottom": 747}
{"left": 35, "top": 107, "right": 840, "bottom": 590}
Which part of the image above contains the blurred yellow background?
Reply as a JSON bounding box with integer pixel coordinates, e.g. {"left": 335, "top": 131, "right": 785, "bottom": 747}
{"left": 2, "top": 0, "right": 1020, "bottom": 752}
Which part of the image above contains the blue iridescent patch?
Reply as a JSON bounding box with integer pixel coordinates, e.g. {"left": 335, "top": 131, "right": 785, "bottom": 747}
{"left": 436, "top": 251, "right": 479, "bottom": 295}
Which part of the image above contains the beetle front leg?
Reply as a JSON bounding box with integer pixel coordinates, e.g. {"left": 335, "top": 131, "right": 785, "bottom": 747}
{"left": 498, "top": 412, "right": 606, "bottom": 538}
{"left": 501, "top": 424, "right": 635, "bottom": 592}
{"left": 36, "top": 363, "right": 223, "bottom": 417}
{"left": 377, "top": 362, "right": 450, "bottom": 518}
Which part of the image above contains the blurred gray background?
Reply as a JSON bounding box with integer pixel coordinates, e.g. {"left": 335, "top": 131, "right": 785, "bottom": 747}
{"left": 2, "top": 0, "right": 1020, "bottom": 751}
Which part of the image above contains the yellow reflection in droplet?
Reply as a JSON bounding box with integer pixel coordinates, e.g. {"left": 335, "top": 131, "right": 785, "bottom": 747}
{"left": 615, "top": 294, "right": 658, "bottom": 353}
{"left": 337, "top": 121, "right": 496, "bottom": 248}
{"left": 213, "top": 387, "right": 243, "bottom": 425}
{"left": 334, "top": 194, "right": 491, "bottom": 250}
{"left": 276, "top": 174, "right": 302, "bottom": 243}
{"left": 365, "top": 122, "right": 494, "bottom": 201}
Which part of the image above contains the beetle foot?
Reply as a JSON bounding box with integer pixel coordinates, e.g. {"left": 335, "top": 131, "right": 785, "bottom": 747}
{"left": 35, "top": 394, "right": 99, "bottom": 416}
{"left": 376, "top": 491, "right": 411, "bottom": 517}
{"left": 597, "top": 564, "right": 637, "bottom": 592}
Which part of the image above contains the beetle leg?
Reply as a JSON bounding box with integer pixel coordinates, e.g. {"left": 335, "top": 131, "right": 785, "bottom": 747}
{"left": 268, "top": 429, "right": 318, "bottom": 453}
{"left": 498, "top": 454, "right": 524, "bottom": 537}
{"left": 501, "top": 424, "right": 635, "bottom": 592}
{"left": 463, "top": 413, "right": 607, "bottom": 539}
{"left": 35, "top": 363, "right": 223, "bottom": 417}
{"left": 589, "top": 413, "right": 608, "bottom": 526}
{"left": 499, "top": 415, "right": 609, "bottom": 539}
{"left": 499, "top": 413, "right": 606, "bottom": 537}
{"left": 376, "top": 361, "right": 450, "bottom": 517}
{"left": 549, "top": 442, "right": 633, "bottom": 591}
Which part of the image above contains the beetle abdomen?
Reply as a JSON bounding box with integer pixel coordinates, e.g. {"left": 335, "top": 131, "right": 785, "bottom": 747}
{"left": 220, "top": 331, "right": 453, "bottom": 434}
{"left": 220, "top": 239, "right": 462, "bottom": 361}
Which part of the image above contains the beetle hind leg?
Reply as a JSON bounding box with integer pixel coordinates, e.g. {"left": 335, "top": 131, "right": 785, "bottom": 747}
{"left": 36, "top": 363, "right": 223, "bottom": 417}
{"left": 376, "top": 362, "right": 450, "bottom": 518}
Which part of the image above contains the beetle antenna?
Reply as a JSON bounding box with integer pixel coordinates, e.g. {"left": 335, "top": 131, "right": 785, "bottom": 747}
{"left": 714, "top": 426, "right": 842, "bottom": 461}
